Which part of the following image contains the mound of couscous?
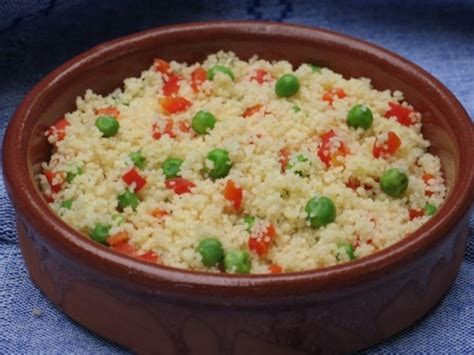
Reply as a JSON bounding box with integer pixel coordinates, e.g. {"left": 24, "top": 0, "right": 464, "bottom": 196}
{"left": 38, "top": 51, "right": 446, "bottom": 274}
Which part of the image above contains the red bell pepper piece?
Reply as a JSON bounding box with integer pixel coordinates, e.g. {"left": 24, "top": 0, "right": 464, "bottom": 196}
{"left": 152, "top": 119, "right": 176, "bottom": 140}
{"left": 317, "top": 130, "right": 349, "bottom": 167}
{"left": 248, "top": 223, "right": 276, "bottom": 257}
{"left": 154, "top": 58, "right": 171, "bottom": 73}
{"left": 165, "top": 177, "right": 196, "bottom": 195}
{"left": 46, "top": 118, "right": 70, "bottom": 142}
{"left": 122, "top": 168, "right": 147, "bottom": 192}
{"left": 269, "top": 263, "right": 283, "bottom": 274}
{"left": 191, "top": 67, "right": 207, "bottom": 93}
{"left": 223, "top": 180, "right": 243, "bottom": 211}
{"left": 243, "top": 104, "right": 263, "bottom": 118}
{"left": 409, "top": 208, "right": 424, "bottom": 221}
{"left": 162, "top": 74, "right": 181, "bottom": 97}
{"left": 250, "top": 70, "right": 269, "bottom": 84}
{"left": 373, "top": 131, "right": 402, "bottom": 158}
{"left": 384, "top": 102, "right": 416, "bottom": 126}
{"left": 322, "top": 88, "right": 346, "bottom": 105}
{"left": 95, "top": 107, "right": 120, "bottom": 119}
{"left": 44, "top": 170, "right": 64, "bottom": 193}
{"left": 159, "top": 97, "right": 192, "bottom": 115}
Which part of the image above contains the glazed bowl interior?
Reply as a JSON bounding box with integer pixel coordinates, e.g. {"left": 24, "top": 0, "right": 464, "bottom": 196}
{"left": 6, "top": 22, "right": 473, "bottom": 294}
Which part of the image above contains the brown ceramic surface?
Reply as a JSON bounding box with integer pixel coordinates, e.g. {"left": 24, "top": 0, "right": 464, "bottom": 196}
{"left": 3, "top": 21, "right": 474, "bottom": 354}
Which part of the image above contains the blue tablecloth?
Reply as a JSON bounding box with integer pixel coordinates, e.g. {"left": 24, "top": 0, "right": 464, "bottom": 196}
{"left": 1, "top": 1, "right": 472, "bottom": 353}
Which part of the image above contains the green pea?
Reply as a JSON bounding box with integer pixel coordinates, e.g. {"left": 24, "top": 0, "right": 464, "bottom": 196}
{"left": 305, "top": 196, "right": 336, "bottom": 229}
{"left": 309, "top": 64, "right": 321, "bottom": 73}
{"left": 198, "top": 237, "right": 224, "bottom": 267}
{"left": 337, "top": 242, "right": 356, "bottom": 261}
{"left": 90, "top": 223, "right": 111, "bottom": 244}
{"left": 244, "top": 216, "right": 256, "bottom": 233}
{"left": 95, "top": 115, "right": 120, "bottom": 137}
{"left": 424, "top": 203, "right": 437, "bottom": 216}
{"left": 380, "top": 168, "right": 409, "bottom": 197}
{"left": 60, "top": 199, "right": 73, "bottom": 210}
{"left": 275, "top": 74, "right": 300, "bottom": 98}
{"left": 192, "top": 110, "right": 216, "bottom": 135}
{"left": 292, "top": 105, "right": 301, "bottom": 113}
{"left": 163, "top": 158, "right": 183, "bottom": 179}
{"left": 287, "top": 154, "right": 309, "bottom": 176}
{"left": 207, "top": 65, "right": 234, "bottom": 81}
{"left": 130, "top": 151, "right": 146, "bottom": 169}
{"left": 224, "top": 250, "right": 251, "bottom": 274}
{"left": 206, "top": 149, "right": 232, "bottom": 179}
{"left": 66, "top": 166, "right": 83, "bottom": 183}
{"left": 117, "top": 190, "right": 140, "bottom": 211}
{"left": 347, "top": 104, "right": 373, "bottom": 130}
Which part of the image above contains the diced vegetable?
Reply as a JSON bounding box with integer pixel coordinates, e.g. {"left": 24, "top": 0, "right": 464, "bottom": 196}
{"left": 337, "top": 243, "right": 356, "bottom": 260}
{"left": 269, "top": 263, "right": 283, "bottom": 273}
{"left": 46, "top": 118, "right": 70, "bottom": 142}
{"left": 90, "top": 223, "right": 111, "bottom": 244}
{"left": 151, "top": 208, "right": 168, "bottom": 218}
{"left": 122, "top": 168, "right": 147, "bottom": 192}
{"left": 159, "top": 97, "right": 192, "bottom": 115}
{"left": 223, "top": 180, "right": 243, "bottom": 211}
{"left": 60, "top": 199, "right": 73, "bottom": 210}
{"left": 154, "top": 58, "right": 171, "bottom": 73}
{"left": 250, "top": 70, "right": 268, "bottom": 84}
{"left": 44, "top": 170, "right": 64, "bottom": 193}
{"left": 309, "top": 64, "right": 321, "bottom": 73}
{"left": 279, "top": 148, "right": 290, "bottom": 172}
{"left": 242, "top": 104, "right": 263, "bottom": 118}
{"left": 107, "top": 231, "right": 129, "bottom": 246}
{"left": 244, "top": 216, "right": 256, "bottom": 233}
{"left": 117, "top": 190, "right": 140, "bottom": 211}
{"left": 322, "top": 88, "right": 346, "bottom": 105}
{"left": 422, "top": 173, "right": 435, "bottom": 197}
{"left": 162, "top": 74, "right": 182, "bottom": 97}
{"left": 136, "top": 251, "right": 162, "bottom": 263}
{"left": 317, "top": 130, "right": 349, "bottom": 167}
{"left": 191, "top": 67, "right": 207, "bottom": 92}
{"left": 164, "top": 177, "right": 196, "bottom": 195}
{"left": 95, "top": 107, "right": 120, "bottom": 119}
{"left": 130, "top": 151, "right": 146, "bottom": 169}
{"left": 409, "top": 208, "right": 424, "bottom": 220}
{"left": 152, "top": 119, "right": 176, "bottom": 140}
{"left": 373, "top": 131, "right": 401, "bottom": 158}
{"left": 286, "top": 154, "right": 310, "bottom": 177}
{"left": 66, "top": 166, "right": 83, "bottom": 183}
{"left": 112, "top": 241, "right": 137, "bottom": 256}
{"left": 248, "top": 223, "right": 276, "bottom": 257}
{"left": 384, "top": 102, "right": 416, "bottom": 126}
{"left": 424, "top": 203, "right": 437, "bottom": 216}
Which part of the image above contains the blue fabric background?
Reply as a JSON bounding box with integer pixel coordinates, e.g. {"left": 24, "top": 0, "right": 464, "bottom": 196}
{"left": 0, "top": 0, "right": 472, "bottom": 353}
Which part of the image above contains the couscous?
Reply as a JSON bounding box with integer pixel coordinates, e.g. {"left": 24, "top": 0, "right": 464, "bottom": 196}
{"left": 38, "top": 52, "right": 446, "bottom": 274}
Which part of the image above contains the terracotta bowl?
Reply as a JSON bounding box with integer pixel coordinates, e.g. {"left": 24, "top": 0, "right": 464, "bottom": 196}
{"left": 3, "top": 21, "right": 473, "bottom": 354}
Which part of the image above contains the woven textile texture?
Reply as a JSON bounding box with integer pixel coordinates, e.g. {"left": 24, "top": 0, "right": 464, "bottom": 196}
{"left": 0, "top": 0, "right": 472, "bottom": 353}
